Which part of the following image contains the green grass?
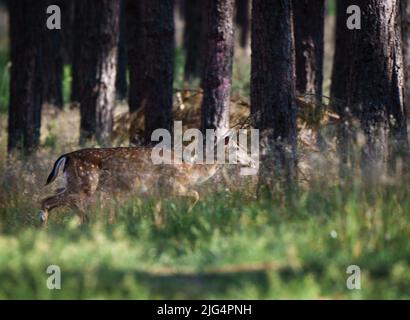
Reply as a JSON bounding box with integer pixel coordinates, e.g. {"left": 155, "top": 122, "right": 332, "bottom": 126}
{"left": 174, "top": 46, "right": 187, "bottom": 90}
{"left": 62, "top": 65, "right": 72, "bottom": 105}
{"left": 0, "top": 178, "right": 408, "bottom": 299}
{"left": 328, "top": 0, "right": 336, "bottom": 16}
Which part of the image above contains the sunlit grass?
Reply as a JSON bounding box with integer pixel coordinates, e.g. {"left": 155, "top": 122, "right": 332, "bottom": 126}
{"left": 0, "top": 180, "right": 408, "bottom": 299}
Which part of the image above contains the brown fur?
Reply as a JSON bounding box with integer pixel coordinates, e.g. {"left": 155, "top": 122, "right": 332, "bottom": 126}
{"left": 39, "top": 147, "right": 219, "bottom": 226}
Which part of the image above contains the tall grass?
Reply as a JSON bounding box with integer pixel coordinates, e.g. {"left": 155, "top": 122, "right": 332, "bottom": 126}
{"left": 0, "top": 175, "right": 408, "bottom": 298}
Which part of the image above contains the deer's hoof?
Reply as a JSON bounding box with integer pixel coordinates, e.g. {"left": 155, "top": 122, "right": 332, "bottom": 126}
{"left": 38, "top": 210, "right": 47, "bottom": 223}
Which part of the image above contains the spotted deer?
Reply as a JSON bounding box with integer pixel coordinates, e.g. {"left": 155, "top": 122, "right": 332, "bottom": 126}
{"left": 39, "top": 137, "right": 255, "bottom": 226}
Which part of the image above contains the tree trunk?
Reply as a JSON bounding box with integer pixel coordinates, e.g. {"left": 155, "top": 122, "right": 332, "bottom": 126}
{"left": 331, "top": 0, "right": 353, "bottom": 106}
{"left": 390, "top": 1, "right": 410, "bottom": 168}
{"left": 7, "top": 0, "right": 43, "bottom": 154}
{"left": 140, "top": 0, "right": 175, "bottom": 144}
{"left": 201, "top": 0, "right": 234, "bottom": 136}
{"left": 116, "top": 0, "right": 128, "bottom": 101}
{"left": 235, "top": 0, "right": 250, "bottom": 48}
{"left": 70, "top": 0, "right": 83, "bottom": 105}
{"left": 176, "top": 0, "right": 185, "bottom": 19}
{"left": 60, "top": 0, "right": 74, "bottom": 64}
{"left": 183, "top": 0, "right": 203, "bottom": 81}
{"left": 251, "top": 0, "right": 298, "bottom": 189}
{"left": 125, "top": 0, "right": 144, "bottom": 113}
{"left": 348, "top": 0, "right": 409, "bottom": 179}
{"left": 331, "top": 0, "right": 355, "bottom": 172}
{"left": 401, "top": 0, "right": 410, "bottom": 117}
{"left": 74, "top": 0, "right": 120, "bottom": 146}
{"left": 42, "top": 0, "right": 63, "bottom": 110}
{"left": 292, "top": 0, "right": 325, "bottom": 102}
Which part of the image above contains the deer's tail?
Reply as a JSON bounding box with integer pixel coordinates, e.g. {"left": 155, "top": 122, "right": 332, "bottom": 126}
{"left": 45, "top": 155, "right": 68, "bottom": 186}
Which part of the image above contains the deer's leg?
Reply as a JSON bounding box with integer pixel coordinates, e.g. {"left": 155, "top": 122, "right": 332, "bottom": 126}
{"left": 174, "top": 184, "right": 200, "bottom": 213}
{"left": 40, "top": 158, "right": 100, "bottom": 226}
{"left": 78, "top": 207, "right": 89, "bottom": 225}
{"left": 186, "top": 190, "right": 200, "bottom": 213}
{"left": 54, "top": 187, "right": 66, "bottom": 194}
{"left": 39, "top": 192, "right": 78, "bottom": 227}
{"left": 39, "top": 191, "right": 93, "bottom": 227}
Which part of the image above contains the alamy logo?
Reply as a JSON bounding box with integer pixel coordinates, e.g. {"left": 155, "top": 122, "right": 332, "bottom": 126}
{"left": 346, "top": 265, "right": 361, "bottom": 290}
{"left": 46, "top": 265, "right": 61, "bottom": 290}
{"left": 347, "top": 5, "right": 361, "bottom": 30}
{"left": 46, "top": 5, "right": 61, "bottom": 30}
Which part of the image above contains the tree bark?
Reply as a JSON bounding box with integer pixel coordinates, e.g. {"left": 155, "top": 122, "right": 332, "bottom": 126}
{"left": 141, "top": 0, "right": 175, "bottom": 144}
{"left": 60, "top": 0, "right": 74, "bottom": 64}
{"left": 348, "top": 0, "right": 409, "bottom": 179}
{"left": 70, "top": 0, "right": 83, "bottom": 105}
{"left": 74, "top": 0, "right": 120, "bottom": 146}
{"left": 126, "top": 0, "right": 144, "bottom": 113}
{"left": 42, "top": 0, "right": 63, "bottom": 110}
{"left": 183, "top": 0, "right": 203, "bottom": 81}
{"left": 331, "top": 0, "right": 357, "bottom": 107}
{"left": 235, "top": 0, "right": 250, "bottom": 48}
{"left": 292, "top": 0, "right": 325, "bottom": 102}
{"left": 201, "top": 0, "right": 234, "bottom": 136}
{"left": 251, "top": 0, "right": 298, "bottom": 189}
{"left": 7, "top": 0, "right": 43, "bottom": 154}
{"left": 331, "top": 0, "right": 355, "bottom": 172}
{"left": 116, "top": 0, "right": 128, "bottom": 101}
{"left": 401, "top": 0, "right": 410, "bottom": 116}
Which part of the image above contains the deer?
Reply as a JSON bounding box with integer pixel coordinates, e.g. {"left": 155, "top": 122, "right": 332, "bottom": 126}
{"left": 38, "top": 134, "right": 256, "bottom": 226}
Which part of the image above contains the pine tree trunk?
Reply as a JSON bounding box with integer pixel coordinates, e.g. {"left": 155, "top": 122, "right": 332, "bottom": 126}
{"left": 331, "top": 0, "right": 353, "bottom": 106}
{"left": 401, "top": 0, "right": 410, "bottom": 117}
{"left": 183, "top": 0, "right": 203, "bottom": 81}
{"left": 75, "top": 0, "right": 120, "bottom": 146}
{"left": 201, "top": 0, "right": 234, "bottom": 136}
{"left": 292, "top": 0, "right": 325, "bottom": 102}
{"left": 126, "top": 0, "right": 144, "bottom": 113}
{"left": 390, "top": 1, "right": 410, "bottom": 167}
{"left": 176, "top": 0, "right": 185, "bottom": 19}
{"left": 60, "top": 0, "right": 74, "bottom": 64}
{"left": 251, "top": 0, "right": 297, "bottom": 189}
{"left": 70, "top": 0, "right": 83, "bottom": 105}
{"left": 140, "top": 0, "right": 175, "bottom": 144}
{"left": 42, "top": 0, "right": 63, "bottom": 110}
{"left": 116, "top": 0, "right": 128, "bottom": 101}
{"left": 348, "top": 0, "right": 409, "bottom": 179}
{"left": 7, "top": 0, "right": 43, "bottom": 154}
{"left": 235, "top": 0, "right": 250, "bottom": 48}
{"left": 331, "top": 0, "right": 355, "bottom": 172}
